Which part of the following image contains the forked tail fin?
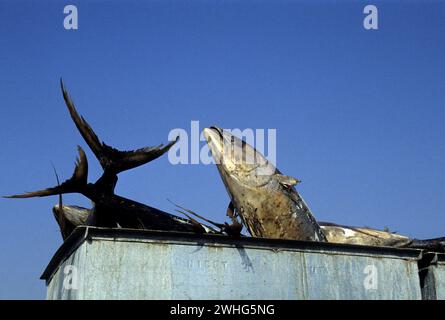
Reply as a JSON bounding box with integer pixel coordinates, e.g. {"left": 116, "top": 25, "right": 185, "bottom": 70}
{"left": 60, "top": 79, "right": 178, "bottom": 175}
{"left": 4, "top": 146, "right": 88, "bottom": 199}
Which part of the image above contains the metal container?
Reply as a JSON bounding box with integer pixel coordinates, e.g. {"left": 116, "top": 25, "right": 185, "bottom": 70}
{"left": 41, "top": 227, "right": 423, "bottom": 300}
{"left": 419, "top": 253, "right": 445, "bottom": 300}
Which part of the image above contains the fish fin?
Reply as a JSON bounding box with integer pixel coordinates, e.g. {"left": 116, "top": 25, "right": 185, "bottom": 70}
{"left": 174, "top": 210, "right": 209, "bottom": 233}
{"left": 226, "top": 202, "right": 236, "bottom": 219}
{"left": 275, "top": 174, "right": 301, "bottom": 187}
{"left": 170, "top": 200, "right": 243, "bottom": 236}
{"left": 223, "top": 220, "right": 243, "bottom": 237}
{"left": 4, "top": 146, "right": 88, "bottom": 199}
{"left": 168, "top": 199, "right": 223, "bottom": 229}
{"left": 50, "top": 165, "right": 71, "bottom": 240}
{"left": 225, "top": 202, "right": 243, "bottom": 236}
{"left": 136, "top": 218, "right": 146, "bottom": 229}
{"left": 61, "top": 79, "right": 178, "bottom": 174}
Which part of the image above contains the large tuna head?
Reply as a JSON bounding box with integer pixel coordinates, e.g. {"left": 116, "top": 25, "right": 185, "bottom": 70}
{"left": 203, "top": 126, "right": 277, "bottom": 189}
{"left": 203, "top": 126, "right": 325, "bottom": 241}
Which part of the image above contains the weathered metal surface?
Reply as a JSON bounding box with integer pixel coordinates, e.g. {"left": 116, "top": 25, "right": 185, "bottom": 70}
{"left": 420, "top": 253, "right": 445, "bottom": 300}
{"left": 42, "top": 227, "right": 422, "bottom": 300}
{"left": 434, "top": 254, "right": 445, "bottom": 299}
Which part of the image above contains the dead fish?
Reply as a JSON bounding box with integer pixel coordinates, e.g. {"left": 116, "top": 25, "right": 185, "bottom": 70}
{"left": 320, "top": 222, "right": 445, "bottom": 251}
{"left": 319, "top": 222, "right": 411, "bottom": 247}
{"left": 4, "top": 80, "right": 200, "bottom": 237}
{"left": 203, "top": 126, "right": 445, "bottom": 251}
{"left": 203, "top": 126, "right": 326, "bottom": 242}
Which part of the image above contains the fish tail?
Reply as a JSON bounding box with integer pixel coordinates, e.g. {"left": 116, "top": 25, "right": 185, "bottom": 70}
{"left": 4, "top": 146, "right": 89, "bottom": 199}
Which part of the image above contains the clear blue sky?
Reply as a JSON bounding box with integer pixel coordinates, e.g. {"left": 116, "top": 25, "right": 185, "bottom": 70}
{"left": 0, "top": 0, "right": 444, "bottom": 299}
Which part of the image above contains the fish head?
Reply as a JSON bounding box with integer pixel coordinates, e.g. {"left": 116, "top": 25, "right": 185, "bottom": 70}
{"left": 204, "top": 127, "right": 324, "bottom": 241}
{"left": 203, "top": 126, "right": 276, "bottom": 189}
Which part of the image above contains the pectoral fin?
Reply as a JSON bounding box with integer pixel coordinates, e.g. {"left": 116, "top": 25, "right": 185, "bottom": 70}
{"left": 275, "top": 174, "right": 301, "bottom": 187}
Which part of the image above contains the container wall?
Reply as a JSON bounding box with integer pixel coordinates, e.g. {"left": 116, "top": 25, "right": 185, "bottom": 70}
{"left": 46, "top": 235, "right": 422, "bottom": 300}
{"left": 434, "top": 261, "right": 445, "bottom": 299}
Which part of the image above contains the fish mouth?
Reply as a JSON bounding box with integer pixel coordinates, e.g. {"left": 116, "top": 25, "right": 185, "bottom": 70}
{"left": 203, "top": 126, "right": 225, "bottom": 164}
{"left": 203, "top": 126, "right": 224, "bottom": 145}
{"left": 208, "top": 126, "right": 223, "bottom": 139}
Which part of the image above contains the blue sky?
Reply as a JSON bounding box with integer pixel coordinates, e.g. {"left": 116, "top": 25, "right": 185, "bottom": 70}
{"left": 0, "top": 0, "right": 444, "bottom": 299}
